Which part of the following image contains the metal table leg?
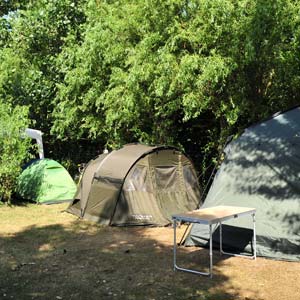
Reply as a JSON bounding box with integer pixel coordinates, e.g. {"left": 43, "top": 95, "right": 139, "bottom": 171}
{"left": 219, "top": 215, "right": 256, "bottom": 260}
{"left": 252, "top": 213, "right": 256, "bottom": 260}
{"left": 209, "top": 224, "right": 213, "bottom": 278}
{"left": 220, "top": 221, "right": 223, "bottom": 255}
{"left": 173, "top": 219, "right": 212, "bottom": 277}
{"left": 173, "top": 219, "right": 177, "bottom": 271}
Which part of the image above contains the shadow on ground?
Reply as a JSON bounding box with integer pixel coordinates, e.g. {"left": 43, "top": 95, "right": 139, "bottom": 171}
{"left": 0, "top": 218, "right": 263, "bottom": 300}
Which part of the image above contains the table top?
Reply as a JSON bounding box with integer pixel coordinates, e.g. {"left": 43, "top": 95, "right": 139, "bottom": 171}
{"left": 172, "top": 205, "right": 256, "bottom": 224}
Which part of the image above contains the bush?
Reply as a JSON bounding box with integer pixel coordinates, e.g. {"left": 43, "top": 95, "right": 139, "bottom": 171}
{"left": 0, "top": 102, "right": 32, "bottom": 203}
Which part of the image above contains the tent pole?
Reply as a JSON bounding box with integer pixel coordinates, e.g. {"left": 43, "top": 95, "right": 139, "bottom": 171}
{"left": 178, "top": 223, "right": 191, "bottom": 246}
{"left": 197, "top": 135, "right": 233, "bottom": 208}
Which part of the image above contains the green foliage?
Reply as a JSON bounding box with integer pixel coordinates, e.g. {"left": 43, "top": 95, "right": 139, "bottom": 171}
{"left": 0, "top": 102, "right": 32, "bottom": 202}
{"left": 0, "top": 0, "right": 88, "bottom": 172}
{"left": 52, "top": 0, "right": 300, "bottom": 149}
{"left": 1, "top": 0, "right": 300, "bottom": 184}
{"left": 0, "top": 0, "right": 28, "bottom": 16}
{"left": 0, "top": 0, "right": 86, "bottom": 127}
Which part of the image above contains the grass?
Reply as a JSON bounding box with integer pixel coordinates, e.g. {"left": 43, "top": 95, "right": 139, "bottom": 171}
{"left": 0, "top": 203, "right": 299, "bottom": 300}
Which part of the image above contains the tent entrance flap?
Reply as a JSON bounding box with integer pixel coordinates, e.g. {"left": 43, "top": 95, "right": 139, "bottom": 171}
{"left": 83, "top": 176, "right": 123, "bottom": 224}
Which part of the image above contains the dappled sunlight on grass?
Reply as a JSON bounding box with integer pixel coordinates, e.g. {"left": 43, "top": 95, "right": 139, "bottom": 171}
{"left": 0, "top": 204, "right": 299, "bottom": 299}
{"left": 38, "top": 243, "right": 55, "bottom": 252}
{"left": 0, "top": 203, "right": 73, "bottom": 233}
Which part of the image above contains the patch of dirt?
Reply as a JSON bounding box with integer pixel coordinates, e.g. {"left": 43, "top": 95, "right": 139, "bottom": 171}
{"left": 0, "top": 204, "right": 299, "bottom": 300}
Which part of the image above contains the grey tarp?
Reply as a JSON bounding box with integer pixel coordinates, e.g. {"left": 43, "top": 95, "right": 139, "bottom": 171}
{"left": 67, "top": 144, "right": 200, "bottom": 225}
{"left": 185, "top": 107, "right": 300, "bottom": 261}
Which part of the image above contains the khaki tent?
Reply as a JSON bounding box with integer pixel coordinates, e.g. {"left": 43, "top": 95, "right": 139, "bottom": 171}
{"left": 67, "top": 144, "right": 201, "bottom": 225}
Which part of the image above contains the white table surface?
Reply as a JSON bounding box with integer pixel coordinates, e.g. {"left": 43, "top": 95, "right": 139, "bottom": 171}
{"left": 172, "top": 205, "right": 256, "bottom": 224}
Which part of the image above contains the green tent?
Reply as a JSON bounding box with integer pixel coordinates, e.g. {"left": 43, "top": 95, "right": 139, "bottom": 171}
{"left": 67, "top": 143, "right": 201, "bottom": 225}
{"left": 185, "top": 107, "right": 300, "bottom": 261}
{"left": 17, "top": 159, "right": 77, "bottom": 204}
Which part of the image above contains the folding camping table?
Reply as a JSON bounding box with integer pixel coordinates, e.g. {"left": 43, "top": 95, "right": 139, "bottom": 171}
{"left": 172, "top": 205, "right": 256, "bottom": 278}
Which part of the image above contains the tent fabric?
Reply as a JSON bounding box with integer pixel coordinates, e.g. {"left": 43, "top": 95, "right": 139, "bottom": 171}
{"left": 185, "top": 107, "right": 300, "bottom": 261}
{"left": 17, "top": 159, "right": 77, "bottom": 204}
{"left": 67, "top": 143, "right": 201, "bottom": 226}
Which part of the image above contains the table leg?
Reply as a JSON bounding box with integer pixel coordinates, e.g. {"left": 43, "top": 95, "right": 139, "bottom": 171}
{"left": 219, "top": 214, "right": 256, "bottom": 260}
{"left": 253, "top": 213, "right": 256, "bottom": 260}
{"left": 209, "top": 224, "right": 213, "bottom": 278}
{"left": 173, "top": 219, "right": 211, "bottom": 277}
{"left": 173, "top": 219, "right": 177, "bottom": 271}
{"left": 219, "top": 221, "right": 223, "bottom": 255}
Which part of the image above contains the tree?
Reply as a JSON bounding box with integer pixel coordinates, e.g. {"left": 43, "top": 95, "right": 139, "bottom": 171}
{"left": 0, "top": 102, "right": 32, "bottom": 202}
{"left": 2, "top": 0, "right": 300, "bottom": 184}
{"left": 0, "top": 0, "right": 89, "bottom": 170}
{"left": 52, "top": 1, "right": 300, "bottom": 160}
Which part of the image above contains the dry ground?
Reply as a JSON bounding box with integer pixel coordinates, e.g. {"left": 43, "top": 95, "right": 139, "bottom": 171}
{"left": 0, "top": 203, "right": 299, "bottom": 300}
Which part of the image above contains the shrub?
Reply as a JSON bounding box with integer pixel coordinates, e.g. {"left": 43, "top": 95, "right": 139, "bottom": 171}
{"left": 0, "top": 102, "right": 32, "bottom": 203}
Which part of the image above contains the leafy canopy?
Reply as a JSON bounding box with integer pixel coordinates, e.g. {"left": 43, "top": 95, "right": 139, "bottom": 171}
{"left": 0, "top": 102, "right": 32, "bottom": 202}
{"left": 1, "top": 0, "right": 300, "bottom": 181}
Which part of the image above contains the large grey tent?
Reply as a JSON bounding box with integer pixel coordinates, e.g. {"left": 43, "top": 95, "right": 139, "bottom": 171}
{"left": 185, "top": 107, "right": 300, "bottom": 261}
{"left": 67, "top": 143, "right": 200, "bottom": 225}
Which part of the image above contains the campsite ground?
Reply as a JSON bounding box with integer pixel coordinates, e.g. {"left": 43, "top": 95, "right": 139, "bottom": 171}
{"left": 0, "top": 203, "right": 299, "bottom": 300}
